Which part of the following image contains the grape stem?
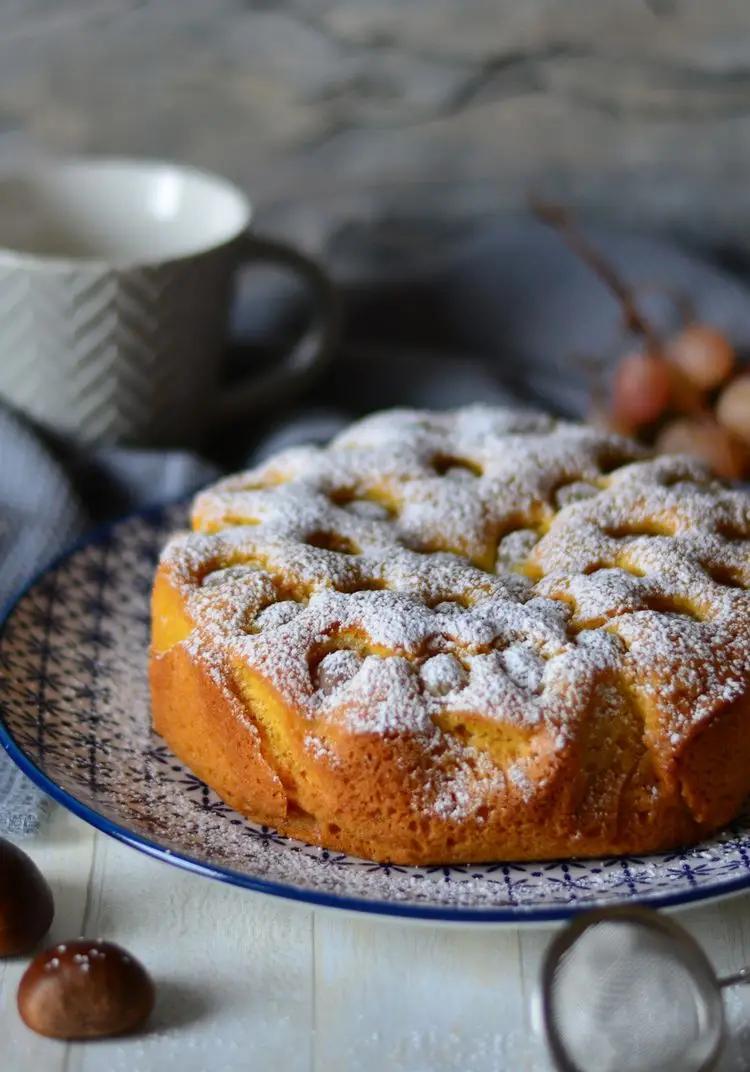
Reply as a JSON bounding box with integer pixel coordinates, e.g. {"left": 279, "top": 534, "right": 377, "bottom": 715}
{"left": 530, "top": 198, "right": 663, "bottom": 356}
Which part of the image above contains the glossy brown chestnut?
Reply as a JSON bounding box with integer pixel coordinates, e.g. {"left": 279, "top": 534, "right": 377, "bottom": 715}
{"left": 17, "top": 939, "right": 155, "bottom": 1039}
{"left": 0, "top": 838, "right": 54, "bottom": 956}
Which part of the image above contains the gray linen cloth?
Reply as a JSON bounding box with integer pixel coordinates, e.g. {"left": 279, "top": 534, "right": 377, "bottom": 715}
{"left": 0, "top": 404, "right": 222, "bottom": 835}
{"left": 3, "top": 219, "right": 750, "bottom": 835}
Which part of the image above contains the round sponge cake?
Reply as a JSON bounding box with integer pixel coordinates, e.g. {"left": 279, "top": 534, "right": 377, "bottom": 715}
{"left": 150, "top": 407, "right": 750, "bottom": 864}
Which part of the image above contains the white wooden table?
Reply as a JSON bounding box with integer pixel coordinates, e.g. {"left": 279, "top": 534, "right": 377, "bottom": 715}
{"left": 4, "top": 806, "right": 750, "bottom": 1072}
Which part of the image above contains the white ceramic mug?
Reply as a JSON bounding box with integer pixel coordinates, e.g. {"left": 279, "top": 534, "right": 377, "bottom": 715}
{"left": 0, "top": 158, "right": 341, "bottom": 446}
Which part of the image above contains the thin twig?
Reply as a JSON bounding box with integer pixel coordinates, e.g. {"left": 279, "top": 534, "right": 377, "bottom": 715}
{"left": 530, "top": 198, "right": 663, "bottom": 356}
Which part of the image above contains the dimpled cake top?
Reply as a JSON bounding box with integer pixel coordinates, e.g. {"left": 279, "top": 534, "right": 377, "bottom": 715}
{"left": 158, "top": 406, "right": 750, "bottom": 772}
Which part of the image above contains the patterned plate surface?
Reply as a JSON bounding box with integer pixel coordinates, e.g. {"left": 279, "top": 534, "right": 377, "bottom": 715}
{"left": 2, "top": 504, "right": 750, "bottom": 924}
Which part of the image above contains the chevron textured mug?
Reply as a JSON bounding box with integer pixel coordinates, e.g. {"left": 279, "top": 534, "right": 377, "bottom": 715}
{"left": 0, "top": 157, "right": 341, "bottom": 446}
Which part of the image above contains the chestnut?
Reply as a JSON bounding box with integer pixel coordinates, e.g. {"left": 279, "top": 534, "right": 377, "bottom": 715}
{"left": 0, "top": 838, "right": 54, "bottom": 956}
{"left": 18, "top": 939, "right": 155, "bottom": 1039}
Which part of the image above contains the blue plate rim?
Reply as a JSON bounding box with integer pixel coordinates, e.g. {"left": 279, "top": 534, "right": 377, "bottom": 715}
{"left": 2, "top": 502, "right": 750, "bottom": 924}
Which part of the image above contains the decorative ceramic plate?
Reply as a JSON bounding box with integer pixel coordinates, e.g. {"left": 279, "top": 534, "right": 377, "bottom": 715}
{"left": 2, "top": 504, "right": 750, "bottom": 924}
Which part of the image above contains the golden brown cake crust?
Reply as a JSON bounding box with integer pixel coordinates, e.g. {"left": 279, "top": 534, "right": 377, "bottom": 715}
{"left": 150, "top": 407, "right": 750, "bottom": 864}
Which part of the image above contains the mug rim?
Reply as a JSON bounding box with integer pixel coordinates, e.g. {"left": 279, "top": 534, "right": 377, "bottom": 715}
{"left": 0, "top": 155, "right": 254, "bottom": 271}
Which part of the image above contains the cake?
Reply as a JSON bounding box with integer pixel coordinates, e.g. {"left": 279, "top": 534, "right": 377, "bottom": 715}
{"left": 150, "top": 407, "right": 750, "bottom": 864}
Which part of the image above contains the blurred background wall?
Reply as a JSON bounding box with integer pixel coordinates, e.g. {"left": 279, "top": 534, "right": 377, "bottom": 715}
{"left": 2, "top": 0, "right": 750, "bottom": 251}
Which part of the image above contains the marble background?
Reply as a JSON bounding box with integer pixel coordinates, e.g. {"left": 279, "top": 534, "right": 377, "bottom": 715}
{"left": 1, "top": 1, "right": 750, "bottom": 260}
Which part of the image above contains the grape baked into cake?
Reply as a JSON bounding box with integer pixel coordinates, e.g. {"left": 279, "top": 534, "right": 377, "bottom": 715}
{"left": 150, "top": 407, "right": 750, "bottom": 865}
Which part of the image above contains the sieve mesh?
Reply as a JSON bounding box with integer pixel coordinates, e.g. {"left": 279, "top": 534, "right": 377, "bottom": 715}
{"left": 544, "top": 917, "right": 722, "bottom": 1072}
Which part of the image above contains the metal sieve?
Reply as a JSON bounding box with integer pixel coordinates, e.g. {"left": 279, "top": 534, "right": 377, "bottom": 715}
{"left": 537, "top": 906, "right": 750, "bottom": 1072}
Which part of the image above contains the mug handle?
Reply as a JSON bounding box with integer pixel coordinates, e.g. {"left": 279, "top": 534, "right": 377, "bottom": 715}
{"left": 211, "top": 232, "right": 342, "bottom": 423}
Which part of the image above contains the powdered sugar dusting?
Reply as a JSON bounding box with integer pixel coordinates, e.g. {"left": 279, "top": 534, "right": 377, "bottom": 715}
{"left": 420, "top": 654, "right": 468, "bottom": 697}
{"left": 157, "top": 406, "right": 750, "bottom": 823}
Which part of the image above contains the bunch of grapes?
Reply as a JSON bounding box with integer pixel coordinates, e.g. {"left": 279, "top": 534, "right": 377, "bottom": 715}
{"left": 534, "top": 202, "right": 750, "bottom": 479}
{"left": 611, "top": 326, "right": 749, "bottom": 479}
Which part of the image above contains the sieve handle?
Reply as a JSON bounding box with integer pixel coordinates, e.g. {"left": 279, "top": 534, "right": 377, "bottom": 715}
{"left": 718, "top": 966, "right": 750, "bottom": 989}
